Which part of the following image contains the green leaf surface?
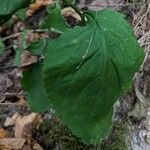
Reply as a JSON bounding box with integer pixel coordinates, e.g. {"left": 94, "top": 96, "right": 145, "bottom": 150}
{"left": 28, "top": 39, "right": 48, "bottom": 55}
{"left": 43, "top": 9, "right": 144, "bottom": 144}
{"left": 22, "top": 62, "right": 51, "bottom": 112}
{"left": 15, "top": 8, "right": 27, "bottom": 21}
{"left": 14, "top": 48, "right": 22, "bottom": 66}
{"left": 0, "top": 39, "right": 5, "bottom": 55}
{"left": 41, "top": 3, "right": 69, "bottom": 32}
{"left": 0, "top": 0, "right": 31, "bottom": 25}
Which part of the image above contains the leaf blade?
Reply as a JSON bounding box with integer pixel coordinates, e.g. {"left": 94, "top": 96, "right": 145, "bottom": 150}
{"left": 42, "top": 9, "right": 144, "bottom": 144}
{"left": 0, "top": 0, "right": 31, "bottom": 25}
{"left": 22, "top": 62, "right": 51, "bottom": 112}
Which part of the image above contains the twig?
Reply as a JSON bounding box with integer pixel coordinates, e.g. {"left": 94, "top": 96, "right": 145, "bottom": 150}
{"left": 87, "top": 3, "right": 142, "bottom": 7}
{"left": 141, "top": 48, "right": 150, "bottom": 71}
{"left": 133, "top": 2, "right": 150, "bottom": 32}
{"left": 2, "top": 32, "right": 22, "bottom": 41}
{"left": 2, "top": 92, "right": 26, "bottom": 96}
{"left": 0, "top": 65, "right": 18, "bottom": 71}
{"left": 1, "top": 29, "right": 49, "bottom": 42}
{"left": 138, "top": 31, "right": 150, "bottom": 46}
{"left": 79, "top": 2, "right": 142, "bottom": 9}
{"left": 0, "top": 103, "right": 27, "bottom": 106}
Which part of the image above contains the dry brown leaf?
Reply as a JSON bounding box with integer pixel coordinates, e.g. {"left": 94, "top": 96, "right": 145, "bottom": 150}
{"left": 62, "top": 7, "right": 81, "bottom": 21}
{"left": 26, "top": 32, "right": 48, "bottom": 44}
{"left": 21, "top": 51, "right": 38, "bottom": 67}
{"left": 27, "top": 0, "right": 55, "bottom": 16}
{"left": 0, "top": 129, "right": 8, "bottom": 138}
{"left": 17, "top": 98, "right": 28, "bottom": 105}
{"left": 15, "top": 113, "right": 42, "bottom": 138}
{"left": 32, "top": 143, "right": 43, "bottom": 150}
{"left": 0, "top": 138, "right": 25, "bottom": 150}
{"left": 4, "top": 112, "right": 21, "bottom": 127}
{"left": 5, "top": 77, "right": 13, "bottom": 89}
{"left": 22, "top": 144, "right": 32, "bottom": 150}
{"left": 26, "top": 32, "right": 41, "bottom": 43}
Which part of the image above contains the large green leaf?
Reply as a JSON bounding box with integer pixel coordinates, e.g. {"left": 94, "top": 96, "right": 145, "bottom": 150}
{"left": 43, "top": 9, "right": 144, "bottom": 144}
{"left": 0, "top": 0, "right": 31, "bottom": 25}
{"left": 22, "top": 62, "right": 51, "bottom": 112}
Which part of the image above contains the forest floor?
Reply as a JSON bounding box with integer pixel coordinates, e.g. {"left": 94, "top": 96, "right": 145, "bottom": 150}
{"left": 0, "top": 0, "right": 149, "bottom": 150}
